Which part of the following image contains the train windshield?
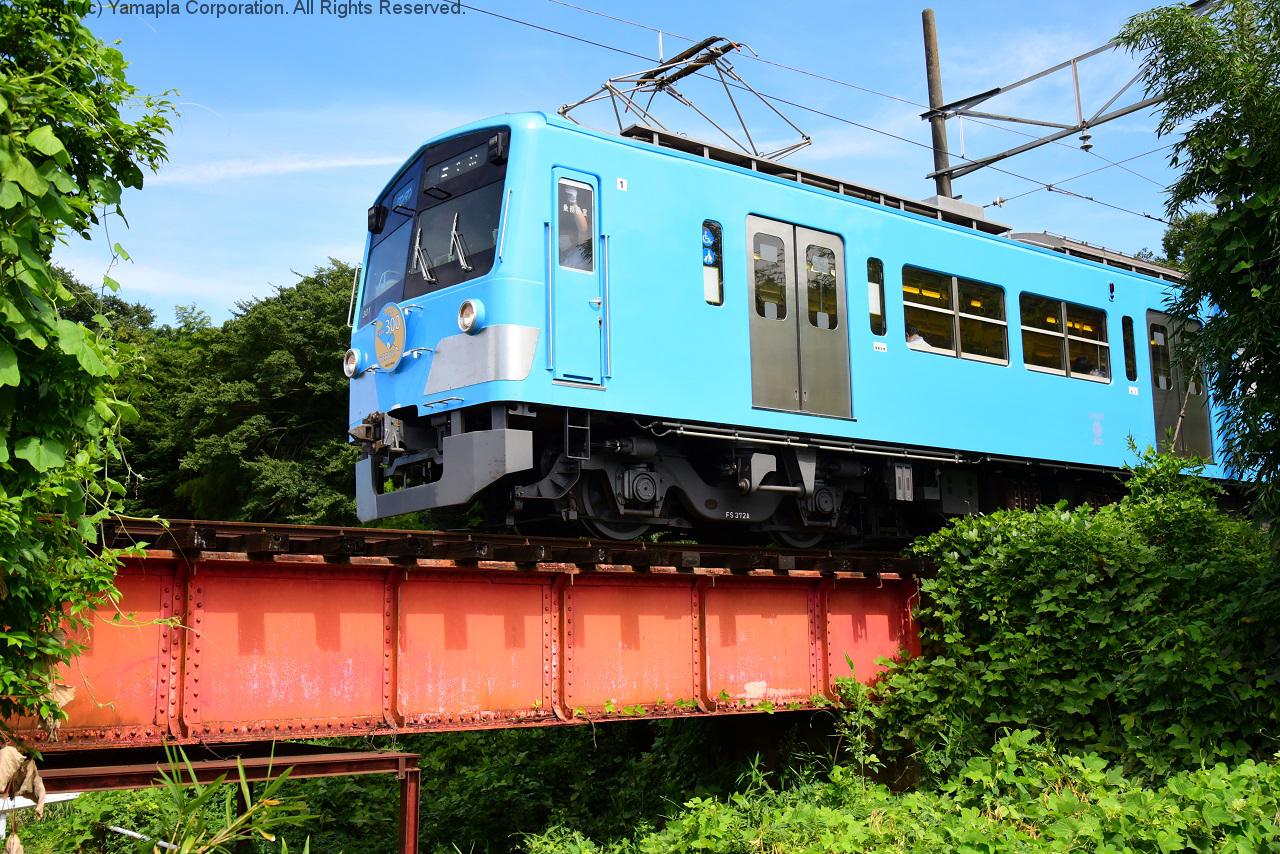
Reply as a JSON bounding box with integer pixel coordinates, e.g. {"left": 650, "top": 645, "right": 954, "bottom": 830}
{"left": 359, "top": 129, "right": 508, "bottom": 326}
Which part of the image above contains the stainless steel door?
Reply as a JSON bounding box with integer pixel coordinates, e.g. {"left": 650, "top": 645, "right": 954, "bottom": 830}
{"left": 747, "top": 216, "right": 800, "bottom": 411}
{"left": 796, "top": 227, "right": 851, "bottom": 417}
{"left": 1147, "top": 309, "right": 1213, "bottom": 460}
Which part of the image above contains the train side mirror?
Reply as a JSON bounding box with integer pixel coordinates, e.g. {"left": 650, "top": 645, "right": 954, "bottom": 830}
{"left": 488, "top": 131, "right": 508, "bottom": 165}
{"left": 367, "top": 204, "right": 388, "bottom": 234}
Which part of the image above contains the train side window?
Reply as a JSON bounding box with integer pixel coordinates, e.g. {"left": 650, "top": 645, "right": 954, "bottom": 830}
{"left": 806, "top": 245, "right": 838, "bottom": 330}
{"left": 1066, "top": 302, "right": 1110, "bottom": 381}
{"left": 1021, "top": 294, "right": 1110, "bottom": 381}
{"left": 957, "top": 278, "right": 1007, "bottom": 363}
{"left": 1122, "top": 315, "right": 1138, "bottom": 381}
{"left": 1149, "top": 323, "right": 1172, "bottom": 390}
{"left": 867, "top": 258, "right": 886, "bottom": 335}
{"left": 753, "top": 233, "right": 788, "bottom": 320}
{"left": 702, "top": 220, "right": 724, "bottom": 305}
{"left": 557, "top": 179, "right": 594, "bottom": 272}
{"left": 902, "top": 266, "right": 955, "bottom": 354}
{"left": 903, "top": 266, "right": 1006, "bottom": 362}
{"left": 1020, "top": 293, "right": 1066, "bottom": 373}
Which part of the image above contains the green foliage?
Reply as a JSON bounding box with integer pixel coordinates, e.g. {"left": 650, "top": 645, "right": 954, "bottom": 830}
{"left": 264, "top": 720, "right": 797, "bottom": 853}
{"left": 0, "top": 0, "right": 171, "bottom": 723}
{"left": 16, "top": 748, "right": 312, "bottom": 852}
{"left": 121, "top": 261, "right": 358, "bottom": 523}
{"left": 867, "top": 452, "right": 1278, "bottom": 783}
{"left": 1118, "top": 2, "right": 1280, "bottom": 517}
{"left": 527, "top": 731, "right": 1280, "bottom": 853}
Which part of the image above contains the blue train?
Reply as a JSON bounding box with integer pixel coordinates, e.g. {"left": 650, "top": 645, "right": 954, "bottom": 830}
{"left": 345, "top": 112, "right": 1219, "bottom": 543}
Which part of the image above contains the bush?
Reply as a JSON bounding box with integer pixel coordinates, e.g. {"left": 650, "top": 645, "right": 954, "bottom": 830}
{"left": 870, "top": 451, "right": 1280, "bottom": 783}
{"left": 526, "top": 731, "right": 1280, "bottom": 853}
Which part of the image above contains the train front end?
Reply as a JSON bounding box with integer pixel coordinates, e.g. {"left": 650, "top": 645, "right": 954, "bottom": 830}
{"left": 346, "top": 119, "right": 541, "bottom": 522}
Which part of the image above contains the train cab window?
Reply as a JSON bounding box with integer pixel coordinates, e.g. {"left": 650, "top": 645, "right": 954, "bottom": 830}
{"left": 358, "top": 157, "right": 423, "bottom": 326}
{"left": 558, "top": 179, "right": 594, "bottom": 271}
{"left": 1122, "top": 315, "right": 1138, "bottom": 381}
{"left": 902, "top": 266, "right": 1006, "bottom": 363}
{"left": 702, "top": 220, "right": 724, "bottom": 305}
{"left": 753, "top": 233, "right": 788, "bottom": 319}
{"left": 806, "top": 245, "right": 838, "bottom": 329}
{"left": 1020, "top": 294, "right": 1110, "bottom": 381}
{"left": 1149, "top": 323, "right": 1172, "bottom": 390}
{"left": 868, "top": 258, "right": 886, "bottom": 335}
{"left": 361, "top": 221, "right": 413, "bottom": 326}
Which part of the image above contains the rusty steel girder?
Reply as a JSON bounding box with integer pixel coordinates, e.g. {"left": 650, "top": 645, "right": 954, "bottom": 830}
{"left": 13, "top": 547, "right": 919, "bottom": 750}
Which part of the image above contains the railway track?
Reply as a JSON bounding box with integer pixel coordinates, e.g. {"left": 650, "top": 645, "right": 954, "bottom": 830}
{"left": 103, "top": 518, "right": 927, "bottom": 578}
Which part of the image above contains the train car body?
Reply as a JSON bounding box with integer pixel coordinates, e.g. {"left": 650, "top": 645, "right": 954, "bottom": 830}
{"left": 346, "top": 112, "right": 1220, "bottom": 541}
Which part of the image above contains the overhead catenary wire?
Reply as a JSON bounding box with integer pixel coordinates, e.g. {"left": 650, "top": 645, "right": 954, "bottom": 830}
{"left": 541, "top": 0, "right": 1167, "bottom": 190}
{"left": 990, "top": 141, "right": 1176, "bottom": 207}
{"left": 460, "top": 2, "right": 1170, "bottom": 225}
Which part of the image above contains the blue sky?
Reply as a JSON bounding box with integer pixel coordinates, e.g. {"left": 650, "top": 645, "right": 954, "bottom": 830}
{"left": 62, "top": 0, "right": 1183, "bottom": 322}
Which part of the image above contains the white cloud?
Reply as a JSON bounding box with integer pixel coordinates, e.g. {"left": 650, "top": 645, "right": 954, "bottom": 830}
{"left": 151, "top": 154, "right": 405, "bottom": 185}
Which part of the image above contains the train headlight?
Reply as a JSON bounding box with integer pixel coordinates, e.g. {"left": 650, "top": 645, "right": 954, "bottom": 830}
{"left": 343, "top": 348, "right": 361, "bottom": 378}
{"left": 457, "top": 298, "right": 485, "bottom": 334}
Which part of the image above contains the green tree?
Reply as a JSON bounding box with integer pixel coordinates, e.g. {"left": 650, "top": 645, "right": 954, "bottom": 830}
{"left": 1119, "top": 1, "right": 1280, "bottom": 515}
{"left": 0, "top": 0, "right": 171, "bottom": 724}
{"left": 123, "top": 261, "right": 358, "bottom": 524}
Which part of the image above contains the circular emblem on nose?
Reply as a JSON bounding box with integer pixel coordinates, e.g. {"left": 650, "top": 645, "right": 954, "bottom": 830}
{"left": 373, "top": 303, "right": 407, "bottom": 372}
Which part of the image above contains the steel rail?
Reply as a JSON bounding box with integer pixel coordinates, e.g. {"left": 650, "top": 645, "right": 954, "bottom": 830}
{"left": 102, "top": 517, "right": 927, "bottom": 577}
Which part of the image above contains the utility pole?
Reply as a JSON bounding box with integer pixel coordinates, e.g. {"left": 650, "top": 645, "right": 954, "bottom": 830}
{"left": 921, "top": 8, "right": 953, "bottom": 198}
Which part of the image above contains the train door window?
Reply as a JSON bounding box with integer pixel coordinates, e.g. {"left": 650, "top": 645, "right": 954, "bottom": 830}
{"left": 1065, "top": 303, "right": 1110, "bottom": 381}
{"left": 557, "top": 179, "right": 594, "bottom": 272}
{"left": 902, "top": 266, "right": 955, "bottom": 353}
{"left": 703, "top": 220, "right": 724, "bottom": 305}
{"left": 868, "top": 258, "right": 886, "bottom": 335}
{"left": 1149, "top": 323, "right": 1172, "bottom": 390}
{"left": 806, "top": 245, "right": 839, "bottom": 329}
{"left": 753, "top": 233, "right": 788, "bottom": 319}
{"left": 957, "top": 279, "right": 1007, "bottom": 363}
{"left": 1122, "top": 316, "right": 1138, "bottom": 381}
{"left": 1020, "top": 293, "right": 1066, "bottom": 373}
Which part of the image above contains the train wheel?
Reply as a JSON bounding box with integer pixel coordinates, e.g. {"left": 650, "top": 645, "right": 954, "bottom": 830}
{"left": 576, "top": 474, "right": 652, "bottom": 541}
{"left": 766, "top": 502, "right": 829, "bottom": 549}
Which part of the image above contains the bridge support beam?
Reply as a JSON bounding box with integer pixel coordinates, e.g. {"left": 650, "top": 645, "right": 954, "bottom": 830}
{"left": 14, "top": 547, "right": 919, "bottom": 750}
{"left": 33, "top": 743, "right": 421, "bottom": 852}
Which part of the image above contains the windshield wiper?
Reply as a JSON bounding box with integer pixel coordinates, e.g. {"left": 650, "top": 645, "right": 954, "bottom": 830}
{"left": 450, "top": 211, "right": 473, "bottom": 272}
{"left": 410, "top": 226, "right": 436, "bottom": 283}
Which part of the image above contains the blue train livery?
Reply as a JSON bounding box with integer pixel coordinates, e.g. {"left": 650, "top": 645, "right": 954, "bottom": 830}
{"left": 344, "top": 112, "right": 1218, "bottom": 543}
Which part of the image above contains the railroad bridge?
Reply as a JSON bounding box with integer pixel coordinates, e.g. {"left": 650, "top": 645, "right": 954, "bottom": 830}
{"left": 11, "top": 520, "right": 920, "bottom": 850}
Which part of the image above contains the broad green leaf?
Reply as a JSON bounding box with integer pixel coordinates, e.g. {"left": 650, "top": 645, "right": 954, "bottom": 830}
{"left": 102, "top": 274, "right": 120, "bottom": 293}
{"left": 0, "top": 341, "right": 16, "bottom": 386}
{"left": 25, "top": 126, "right": 66, "bottom": 158}
{"left": 113, "top": 242, "right": 131, "bottom": 261}
{"left": 13, "top": 436, "right": 67, "bottom": 472}
{"left": 2, "top": 152, "right": 47, "bottom": 196}
{"left": 38, "top": 161, "right": 76, "bottom": 194}
{"left": 54, "top": 319, "right": 108, "bottom": 376}
{"left": 0, "top": 181, "right": 21, "bottom": 209}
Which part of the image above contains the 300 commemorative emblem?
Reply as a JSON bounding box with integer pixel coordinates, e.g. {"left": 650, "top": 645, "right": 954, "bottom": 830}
{"left": 373, "top": 303, "right": 407, "bottom": 371}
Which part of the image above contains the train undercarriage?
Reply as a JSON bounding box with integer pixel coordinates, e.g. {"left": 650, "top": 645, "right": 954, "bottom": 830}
{"left": 353, "top": 402, "right": 1124, "bottom": 543}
